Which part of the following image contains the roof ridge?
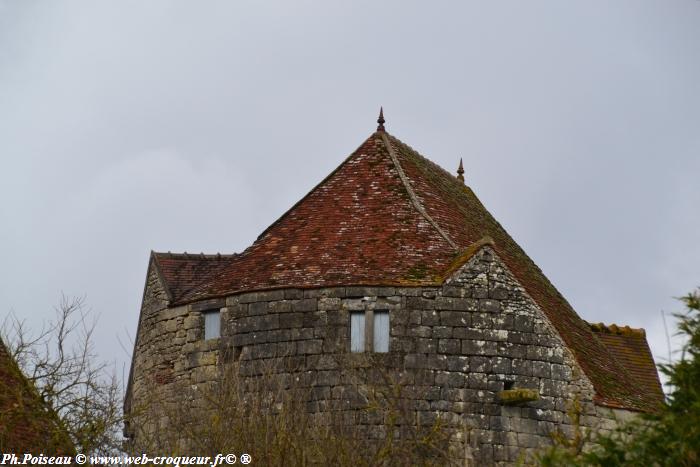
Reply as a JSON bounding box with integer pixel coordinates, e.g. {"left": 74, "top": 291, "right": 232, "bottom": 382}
{"left": 379, "top": 132, "right": 458, "bottom": 250}
{"left": 153, "top": 251, "right": 237, "bottom": 259}
{"left": 589, "top": 322, "right": 646, "bottom": 338}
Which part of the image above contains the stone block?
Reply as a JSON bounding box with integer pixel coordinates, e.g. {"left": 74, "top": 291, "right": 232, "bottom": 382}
{"left": 421, "top": 310, "right": 440, "bottom": 326}
{"left": 432, "top": 326, "right": 452, "bottom": 338}
{"left": 508, "top": 332, "right": 536, "bottom": 345}
{"left": 343, "top": 299, "right": 365, "bottom": 311}
{"left": 494, "top": 314, "right": 515, "bottom": 330}
{"left": 489, "top": 285, "right": 509, "bottom": 300}
{"left": 238, "top": 292, "right": 260, "bottom": 304}
{"left": 164, "top": 319, "right": 178, "bottom": 333}
{"left": 376, "top": 287, "right": 396, "bottom": 296}
{"left": 267, "top": 329, "right": 292, "bottom": 342}
{"left": 345, "top": 286, "right": 378, "bottom": 297}
{"left": 422, "top": 358, "right": 444, "bottom": 375}
{"left": 441, "top": 311, "right": 470, "bottom": 327}
{"left": 434, "top": 371, "right": 450, "bottom": 386}
{"left": 404, "top": 354, "right": 428, "bottom": 369}
{"left": 514, "top": 314, "right": 534, "bottom": 332}
{"left": 470, "top": 356, "right": 491, "bottom": 373}
{"left": 512, "top": 417, "right": 539, "bottom": 434}
{"left": 516, "top": 432, "right": 542, "bottom": 448}
{"left": 532, "top": 361, "right": 551, "bottom": 378}
{"left": 298, "top": 339, "right": 323, "bottom": 355}
{"left": 327, "top": 310, "right": 348, "bottom": 326}
{"left": 447, "top": 372, "right": 466, "bottom": 388}
{"left": 462, "top": 339, "right": 498, "bottom": 356}
{"left": 493, "top": 444, "right": 508, "bottom": 461}
{"left": 183, "top": 316, "right": 200, "bottom": 330}
{"left": 436, "top": 297, "right": 478, "bottom": 311}
{"left": 306, "top": 354, "right": 338, "bottom": 370}
{"left": 526, "top": 345, "right": 549, "bottom": 361}
{"left": 256, "top": 290, "right": 285, "bottom": 302}
{"left": 304, "top": 287, "right": 347, "bottom": 298}
{"left": 415, "top": 338, "right": 437, "bottom": 353}
{"left": 467, "top": 373, "right": 488, "bottom": 389}
{"left": 284, "top": 289, "right": 304, "bottom": 300}
{"left": 249, "top": 301, "right": 269, "bottom": 315}
{"left": 511, "top": 359, "right": 533, "bottom": 376}
{"left": 438, "top": 338, "right": 460, "bottom": 354}
{"left": 492, "top": 357, "right": 512, "bottom": 374}
{"left": 318, "top": 297, "right": 341, "bottom": 311}
{"left": 550, "top": 363, "right": 571, "bottom": 381}
{"left": 406, "top": 296, "right": 435, "bottom": 310}
{"left": 471, "top": 313, "right": 493, "bottom": 328}
{"left": 268, "top": 301, "right": 293, "bottom": 313}
{"left": 446, "top": 356, "right": 469, "bottom": 372}
{"left": 482, "top": 329, "right": 509, "bottom": 342}
{"left": 540, "top": 379, "right": 566, "bottom": 396}
{"left": 279, "top": 312, "right": 304, "bottom": 328}
{"left": 290, "top": 328, "right": 314, "bottom": 340}
{"left": 276, "top": 341, "right": 297, "bottom": 356}
{"left": 159, "top": 305, "right": 189, "bottom": 321}
{"left": 490, "top": 415, "right": 510, "bottom": 431}
{"left": 376, "top": 297, "right": 401, "bottom": 310}
{"left": 452, "top": 327, "right": 481, "bottom": 340}
{"left": 408, "top": 325, "right": 432, "bottom": 338}
{"left": 479, "top": 299, "right": 501, "bottom": 312}
{"left": 442, "top": 285, "right": 465, "bottom": 298}
{"left": 186, "top": 329, "right": 200, "bottom": 342}
{"left": 293, "top": 298, "right": 318, "bottom": 312}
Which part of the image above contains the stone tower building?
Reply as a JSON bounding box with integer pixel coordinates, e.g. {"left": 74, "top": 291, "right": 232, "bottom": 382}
{"left": 124, "top": 111, "right": 663, "bottom": 465}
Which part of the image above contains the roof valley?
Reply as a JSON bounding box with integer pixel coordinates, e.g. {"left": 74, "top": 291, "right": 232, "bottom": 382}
{"left": 380, "top": 132, "right": 458, "bottom": 250}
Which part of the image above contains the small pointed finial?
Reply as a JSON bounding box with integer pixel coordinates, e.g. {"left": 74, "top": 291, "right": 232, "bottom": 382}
{"left": 457, "top": 158, "right": 465, "bottom": 183}
{"left": 377, "top": 107, "right": 385, "bottom": 131}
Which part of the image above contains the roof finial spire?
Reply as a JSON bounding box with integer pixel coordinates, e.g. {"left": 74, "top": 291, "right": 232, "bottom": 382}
{"left": 377, "top": 107, "right": 385, "bottom": 132}
{"left": 457, "top": 158, "right": 465, "bottom": 183}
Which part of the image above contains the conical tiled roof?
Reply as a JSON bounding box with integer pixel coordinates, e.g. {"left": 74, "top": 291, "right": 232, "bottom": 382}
{"left": 154, "top": 123, "right": 660, "bottom": 413}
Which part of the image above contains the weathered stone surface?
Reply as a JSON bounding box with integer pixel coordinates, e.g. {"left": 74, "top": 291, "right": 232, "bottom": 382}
{"left": 128, "top": 247, "right": 636, "bottom": 466}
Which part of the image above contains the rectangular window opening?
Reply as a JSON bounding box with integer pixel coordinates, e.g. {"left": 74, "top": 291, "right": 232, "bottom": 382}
{"left": 350, "top": 311, "right": 365, "bottom": 353}
{"left": 373, "top": 310, "right": 390, "bottom": 353}
{"left": 204, "top": 309, "right": 221, "bottom": 340}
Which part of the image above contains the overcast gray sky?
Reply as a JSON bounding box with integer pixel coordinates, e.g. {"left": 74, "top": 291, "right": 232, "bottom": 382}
{"left": 1, "top": 1, "right": 698, "bottom": 387}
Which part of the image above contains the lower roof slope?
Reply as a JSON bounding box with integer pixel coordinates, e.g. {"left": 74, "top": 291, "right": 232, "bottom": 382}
{"left": 0, "top": 338, "right": 74, "bottom": 453}
{"left": 152, "top": 252, "right": 235, "bottom": 302}
{"left": 590, "top": 323, "right": 665, "bottom": 405}
{"left": 151, "top": 122, "right": 660, "bottom": 413}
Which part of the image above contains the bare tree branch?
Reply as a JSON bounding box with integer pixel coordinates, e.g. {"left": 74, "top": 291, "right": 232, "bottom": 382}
{"left": 1, "top": 295, "right": 124, "bottom": 455}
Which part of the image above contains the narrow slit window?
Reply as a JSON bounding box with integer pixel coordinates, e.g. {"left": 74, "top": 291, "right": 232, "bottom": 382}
{"left": 204, "top": 310, "right": 221, "bottom": 340}
{"left": 350, "top": 311, "right": 365, "bottom": 352}
{"left": 373, "top": 310, "right": 390, "bottom": 353}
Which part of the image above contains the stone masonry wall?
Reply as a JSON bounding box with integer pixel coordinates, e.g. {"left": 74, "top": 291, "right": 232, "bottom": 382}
{"left": 127, "top": 247, "right": 636, "bottom": 465}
